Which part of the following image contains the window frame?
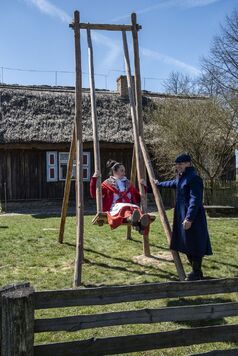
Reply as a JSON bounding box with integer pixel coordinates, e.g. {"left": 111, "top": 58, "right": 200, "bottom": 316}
{"left": 58, "top": 151, "right": 91, "bottom": 182}
{"left": 46, "top": 151, "right": 58, "bottom": 182}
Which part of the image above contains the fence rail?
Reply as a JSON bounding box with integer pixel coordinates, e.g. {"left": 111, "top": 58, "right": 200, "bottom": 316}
{"left": 34, "top": 301, "right": 238, "bottom": 333}
{"left": 33, "top": 325, "right": 238, "bottom": 356}
{"left": 34, "top": 278, "right": 238, "bottom": 309}
{"left": 1, "top": 278, "right": 238, "bottom": 355}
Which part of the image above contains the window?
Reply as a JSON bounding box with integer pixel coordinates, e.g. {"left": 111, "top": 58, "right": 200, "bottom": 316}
{"left": 46, "top": 151, "right": 91, "bottom": 182}
{"left": 82, "top": 152, "right": 90, "bottom": 181}
{"left": 58, "top": 152, "right": 90, "bottom": 181}
{"left": 46, "top": 152, "right": 58, "bottom": 182}
{"left": 58, "top": 152, "right": 75, "bottom": 181}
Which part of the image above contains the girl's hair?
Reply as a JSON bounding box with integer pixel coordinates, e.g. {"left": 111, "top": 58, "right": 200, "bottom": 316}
{"left": 106, "top": 159, "right": 122, "bottom": 176}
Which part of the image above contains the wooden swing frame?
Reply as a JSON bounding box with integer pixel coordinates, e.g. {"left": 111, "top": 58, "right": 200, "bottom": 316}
{"left": 58, "top": 11, "right": 186, "bottom": 286}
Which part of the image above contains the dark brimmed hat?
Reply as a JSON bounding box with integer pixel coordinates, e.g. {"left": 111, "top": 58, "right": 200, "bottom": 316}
{"left": 175, "top": 153, "right": 191, "bottom": 163}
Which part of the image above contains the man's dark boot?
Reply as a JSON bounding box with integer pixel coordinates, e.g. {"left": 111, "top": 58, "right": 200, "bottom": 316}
{"left": 186, "top": 258, "right": 203, "bottom": 281}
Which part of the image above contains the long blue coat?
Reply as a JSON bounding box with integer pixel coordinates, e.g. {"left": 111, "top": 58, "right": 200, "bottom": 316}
{"left": 158, "top": 167, "right": 212, "bottom": 258}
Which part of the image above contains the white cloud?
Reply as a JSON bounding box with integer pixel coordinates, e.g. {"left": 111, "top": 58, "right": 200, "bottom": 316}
{"left": 111, "top": 0, "right": 221, "bottom": 22}
{"left": 22, "top": 0, "right": 121, "bottom": 67}
{"left": 141, "top": 47, "right": 200, "bottom": 76}
{"left": 111, "top": 1, "right": 168, "bottom": 22}
{"left": 183, "top": 0, "right": 221, "bottom": 7}
{"left": 23, "top": 0, "right": 71, "bottom": 23}
{"left": 22, "top": 0, "right": 201, "bottom": 77}
{"left": 91, "top": 32, "right": 121, "bottom": 67}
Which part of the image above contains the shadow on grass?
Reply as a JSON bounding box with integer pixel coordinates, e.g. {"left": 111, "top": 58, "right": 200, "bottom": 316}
{"left": 167, "top": 297, "right": 233, "bottom": 327}
{"left": 32, "top": 212, "right": 93, "bottom": 219}
{"left": 85, "top": 247, "right": 174, "bottom": 265}
{"left": 83, "top": 257, "right": 176, "bottom": 280}
{"left": 62, "top": 243, "right": 178, "bottom": 280}
{"left": 0, "top": 226, "right": 8, "bottom": 229}
{"left": 128, "top": 237, "right": 169, "bottom": 250}
{"left": 64, "top": 243, "right": 175, "bottom": 269}
{"left": 208, "top": 258, "right": 238, "bottom": 270}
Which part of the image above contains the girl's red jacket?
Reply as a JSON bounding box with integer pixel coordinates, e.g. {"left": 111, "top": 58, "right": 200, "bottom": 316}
{"left": 90, "top": 177, "right": 144, "bottom": 212}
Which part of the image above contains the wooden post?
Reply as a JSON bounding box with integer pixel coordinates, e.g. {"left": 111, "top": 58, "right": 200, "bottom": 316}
{"left": 71, "top": 11, "right": 84, "bottom": 287}
{"left": 87, "top": 29, "right": 102, "bottom": 214}
{"left": 1, "top": 285, "right": 34, "bottom": 356}
{"left": 58, "top": 129, "right": 76, "bottom": 243}
{"left": 131, "top": 13, "right": 147, "bottom": 211}
{"left": 139, "top": 137, "right": 186, "bottom": 280}
{"left": 130, "top": 147, "right": 137, "bottom": 186}
{"left": 0, "top": 282, "right": 30, "bottom": 353}
{"left": 126, "top": 148, "right": 137, "bottom": 240}
{"left": 4, "top": 182, "right": 7, "bottom": 212}
{"left": 122, "top": 30, "right": 150, "bottom": 256}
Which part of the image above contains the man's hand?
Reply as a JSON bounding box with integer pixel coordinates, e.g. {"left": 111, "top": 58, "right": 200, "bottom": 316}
{"left": 153, "top": 179, "right": 159, "bottom": 185}
{"left": 182, "top": 219, "right": 192, "bottom": 230}
{"left": 140, "top": 178, "right": 146, "bottom": 186}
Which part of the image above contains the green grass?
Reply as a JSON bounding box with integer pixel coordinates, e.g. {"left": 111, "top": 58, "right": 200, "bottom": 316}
{"left": 1, "top": 211, "right": 238, "bottom": 355}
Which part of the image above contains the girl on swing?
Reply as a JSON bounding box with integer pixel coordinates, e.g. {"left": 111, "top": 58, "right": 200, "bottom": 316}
{"left": 90, "top": 159, "right": 150, "bottom": 234}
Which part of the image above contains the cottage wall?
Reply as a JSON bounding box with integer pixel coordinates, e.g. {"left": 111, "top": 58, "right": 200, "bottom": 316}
{"left": 0, "top": 143, "right": 133, "bottom": 202}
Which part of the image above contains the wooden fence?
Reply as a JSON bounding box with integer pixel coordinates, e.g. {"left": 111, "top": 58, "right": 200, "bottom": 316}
{"left": 1, "top": 278, "right": 238, "bottom": 355}
{"left": 204, "top": 181, "right": 238, "bottom": 207}
{"left": 156, "top": 181, "right": 238, "bottom": 208}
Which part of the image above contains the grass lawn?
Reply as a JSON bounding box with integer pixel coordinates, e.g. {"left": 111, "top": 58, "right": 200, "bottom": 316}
{"left": 0, "top": 210, "right": 238, "bottom": 355}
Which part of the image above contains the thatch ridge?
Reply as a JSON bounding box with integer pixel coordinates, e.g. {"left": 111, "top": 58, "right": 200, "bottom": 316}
{"left": 0, "top": 84, "right": 208, "bottom": 144}
{"left": 0, "top": 86, "right": 135, "bottom": 144}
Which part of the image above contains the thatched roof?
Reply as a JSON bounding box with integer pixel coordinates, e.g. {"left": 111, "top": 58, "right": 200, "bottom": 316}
{"left": 0, "top": 84, "right": 207, "bottom": 144}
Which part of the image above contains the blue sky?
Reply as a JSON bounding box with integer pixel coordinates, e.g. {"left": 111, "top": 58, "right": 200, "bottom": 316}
{"left": 0, "top": 0, "right": 237, "bottom": 92}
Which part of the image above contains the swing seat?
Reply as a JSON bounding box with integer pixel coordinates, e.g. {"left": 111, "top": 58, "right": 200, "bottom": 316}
{"left": 92, "top": 212, "right": 156, "bottom": 226}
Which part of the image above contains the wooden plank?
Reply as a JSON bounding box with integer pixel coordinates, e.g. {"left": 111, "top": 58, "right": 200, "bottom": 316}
{"left": 139, "top": 136, "right": 186, "bottom": 280}
{"left": 72, "top": 10, "right": 84, "bottom": 287}
{"left": 34, "top": 324, "right": 238, "bottom": 356}
{"left": 34, "top": 278, "right": 238, "bottom": 309}
{"left": 34, "top": 301, "right": 238, "bottom": 333}
{"left": 87, "top": 29, "right": 102, "bottom": 214}
{"left": 191, "top": 348, "right": 238, "bottom": 355}
{"left": 69, "top": 23, "right": 142, "bottom": 31}
{"left": 91, "top": 212, "right": 107, "bottom": 226}
{"left": 92, "top": 212, "right": 156, "bottom": 226}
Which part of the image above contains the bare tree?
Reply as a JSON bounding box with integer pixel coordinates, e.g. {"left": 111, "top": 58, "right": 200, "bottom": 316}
{"left": 146, "top": 98, "right": 238, "bottom": 202}
{"left": 197, "top": 68, "right": 222, "bottom": 96}
{"left": 201, "top": 9, "right": 238, "bottom": 95}
{"left": 162, "top": 71, "right": 195, "bottom": 95}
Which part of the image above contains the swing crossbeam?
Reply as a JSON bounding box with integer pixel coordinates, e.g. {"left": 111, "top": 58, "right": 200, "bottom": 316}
{"left": 69, "top": 23, "right": 142, "bottom": 32}
{"left": 92, "top": 212, "right": 156, "bottom": 227}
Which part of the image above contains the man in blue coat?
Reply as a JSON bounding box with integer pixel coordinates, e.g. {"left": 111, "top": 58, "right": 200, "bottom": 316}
{"left": 155, "top": 154, "right": 212, "bottom": 280}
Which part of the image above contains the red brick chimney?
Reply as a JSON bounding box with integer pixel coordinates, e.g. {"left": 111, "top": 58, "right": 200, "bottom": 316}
{"left": 117, "top": 75, "right": 134, "bottom": 98}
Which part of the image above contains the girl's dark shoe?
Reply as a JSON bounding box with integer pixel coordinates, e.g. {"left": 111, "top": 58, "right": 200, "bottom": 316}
{"left": 140, "top": 214, "right": 150, "bottom": 229}
{"left": 127, "top": 209, "right": 140, "bottom": 226}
